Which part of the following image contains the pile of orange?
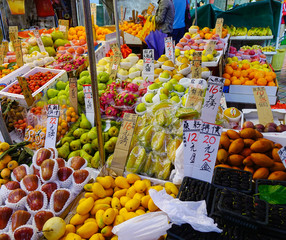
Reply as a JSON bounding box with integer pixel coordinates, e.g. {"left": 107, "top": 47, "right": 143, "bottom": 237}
{"left": 95, "top": 25, "right": 113, "bottom": 41}
{"left": 198, "top": 27, "right": 228, "bottom": 39}
{"left": 0, "top": 64, "right": 19, "bottom": 78}
{"left": 223, "top": 62, "right": 276, "bottom": 87}
{"left": 119, "top": 21, "right": 143, "bottom": 38}
{"left": 68, "top": 26, "right": 86, "bottom": 41}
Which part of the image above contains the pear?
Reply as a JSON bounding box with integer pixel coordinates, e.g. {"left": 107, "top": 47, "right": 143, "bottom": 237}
{"left": 103, "top": 132, "right": 109, "bottom": 142}
{"left": 80, "top": 150, "right": 92, "bottom": 163}
{"left": 80, "top": 114, "right": 92, "bottom": 129}
{"left": 108, "top": 126, "right": 119, "bottom": 137}
{"left": 91, "top": 151, "right": 100, "bottom": 168}
{"left": 73, "top": 128, "right": 88, "bottom": 139}
{"left": 82, "top": 143, "right": 94, "bottom": 155}
{"left": 80, "top": 132, "right": 89, "bottom": 145}
{"left": 60, "top": 136, "right": 74, "bottom": 145}
{"left": 106, "top": 154, "right": 113, "bottom": 167}
{"left": 42, "top": 217, "right": 66, "bottom": 240}
{"left": 87, "top": 130, "right": 97, "bottom": 142}
{"left": 70, "top": 139, "right": 81, "bottom": 151}
{"left": 104, "top": 139, "right": 116, "bottom": 153}
{"left": 91, "top": 138, "right": 99, "bottom": 151}
{"left": 78, "top": 91, "right": 84, "bottom": 105}
{"left": 68, "top": 150, "right": 81, "bottom": 159}
{"left": 57, "top": 142, "right": 70, "bottom": 159}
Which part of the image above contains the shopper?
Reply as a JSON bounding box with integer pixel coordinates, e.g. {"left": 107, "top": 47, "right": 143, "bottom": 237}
{"left": 155, "top": 0, "right": 175, "bottom": 36}
{"left": 172, "top": 0, "right": 190, "bottom": 44}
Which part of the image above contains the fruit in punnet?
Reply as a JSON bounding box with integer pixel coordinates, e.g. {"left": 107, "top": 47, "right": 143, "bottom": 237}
{"left": 41, "top": 182, "right": 58, "bottom": 200}
{"left": 12, "top": 165, "right": 28, "bottom": 181}
{"left": 22, "top": 174, "right": 39, "bottom": 191}
{"left": 52, "top": 190, "right": 70, "bottom": 213}
{"left": 27, "top": 191, "right": 44, "bottom": 210}
{"left": 14, "top": 226, "right": 34, "bottom": 240}
{"left": 0, "top": 207, "right": 13, "bottom": 230}
{"left": 42, "top": 217, "right": 66, "bottom": 240}
{"left": 35, "top": 148, "right": 51, "bottom": 166}
{"left": 8, "top": 189, "right": 26, "bottom": 203}
{"left": 34, "top": 210, "right": 54, "bottom": 231}
{"left": 4, "top": 181, "right": 20, "bottom": 190}
{"left": 11, "top": 210, "right": 31, "bottom": 231}
{"left": 41, "top": 159, "right": 56, "bottom": 181}
{"left": 58, "top": 167, "right": 73, "bottom": 181}
{"left": 73, "top": 169, "right": 89, "bottom": 184}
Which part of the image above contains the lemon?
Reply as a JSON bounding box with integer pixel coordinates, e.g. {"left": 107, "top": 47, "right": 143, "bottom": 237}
{"left": 224, "top": 107, "right": 241, "bottom": 118}
{"left": 206, "top": 54, "right": 214, "bottom": 61}
{"left": 232, "top": 56, "right": 239, "bottom": 62}
{"left": 201, "top": 56, "right": 208, "bottom": 62}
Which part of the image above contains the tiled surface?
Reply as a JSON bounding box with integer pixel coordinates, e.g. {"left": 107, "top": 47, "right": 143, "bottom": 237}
{"left": 276, "top": 57, "right": 286, "bottom": 103}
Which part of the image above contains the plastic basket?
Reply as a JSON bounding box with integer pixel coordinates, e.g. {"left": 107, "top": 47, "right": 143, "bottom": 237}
{"left": 212, "top": 167, "right": 252, "bottom": 194}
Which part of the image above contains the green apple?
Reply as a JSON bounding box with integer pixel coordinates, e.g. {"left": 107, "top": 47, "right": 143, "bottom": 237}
{"left": 47, "top": 89, "right": 59, "bottom": 99}
{"left": 136, "top": 103, "right": 146, "bottom": 112}
{"left": 145, "top": 93, "right": 155, "bottom": 103}
{"left": 159, "top": 94, "right": 168, "bottom": 101}
{"left": 174, "top": 84, "right": 185, "bottom": 92}
{"left": 170, "top": 95, "right": 180, "bottom": 103}
{"left": 163, "top": 82, "right": 174, "bottom": 91}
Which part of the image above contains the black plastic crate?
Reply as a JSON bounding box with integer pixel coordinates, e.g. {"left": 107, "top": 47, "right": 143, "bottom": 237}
{"left": 218, "top": 189, "right": 269, "bottom": 228}
{"left": 209, "top": 188, "right": 223, "bottom": 218}
{"left": 212, "top": 167, "right": 252, "bottom": 194}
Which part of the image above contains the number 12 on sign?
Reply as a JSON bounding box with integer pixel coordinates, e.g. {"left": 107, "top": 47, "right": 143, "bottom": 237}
{"left": 45, "top": 104, "right": 60, "bottom": 148}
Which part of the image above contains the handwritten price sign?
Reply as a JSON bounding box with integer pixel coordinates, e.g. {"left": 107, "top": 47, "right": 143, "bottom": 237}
{"left": 45, "top": 104, "right": 60, "bottom": 148}
{"left": 164, "top": 37, "right": 174, "bottom": 63}
{"left": 192, "top": 52, "right": 202, "bottom": 78}
{"left": 33, "top": 30, "right": 46, "bottom": 52}
{"left": 142, "top": 49, "right": 154, "bottom": 82}
{"left": 83, "top": 85, "right": 95, "bottom": 127}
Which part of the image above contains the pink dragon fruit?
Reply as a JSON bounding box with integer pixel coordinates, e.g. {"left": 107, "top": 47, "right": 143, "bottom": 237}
{"left": 107, "top": 82, "right": 119, "bottom": 91}
{"left": 105, "top": 106, "right": 120, "bottom": 117}
{"left": 125, "top": 83, "right": 139, "bottom": 92}
{"left": 100, "top": 91, "right": 116, "bottom": 105}
{"left": 115, "top": 92, "right": 137, "bottom": 106}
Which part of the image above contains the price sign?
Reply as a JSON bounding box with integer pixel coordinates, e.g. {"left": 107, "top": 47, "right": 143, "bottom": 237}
{"left": 220, "top": 92, "right": 228, "bottom": 111}
{"left": 278, "top": 146, "right": 286, "bottom": 168}
{"left": 58, "top": 19, "right": 69, "bottom": 39}
{"left": 110, "top": 44, "right": 122, "bottom": 79}
{"left": 183, "top": 120, "right": 202, "bottom": 177}
{"left": 69, "top": 78, "right": 78, "bottom": 114}
{"left": 83, "top": 85, "right": 95, "bottom": 127}
{"left": 110, "top": 113, "right": 138, "bottom": 175}
{"left": 215, "top": 18, "right": 224, "bottom": 38}
{"left": 191, "top": 122, "right": 222, "bottom": 183}
{"left": 9, "top": 26, "right": 18, "bottom": 42}
{"left": 0, "top": 44, "right": 4, "bottom": 65}
{"left": 147, "top": 3, "right": 155, "bottom": 15}
{"left": 120, "top": 6, "right": 124, "bottom": 22}
{"left": 201, "top": 76, "right": 225, "bottom": 124}
{"left": 253, "top": 87, "right": 273, "bottom": 126}
{"left": 91, "top": 3, "right": 97, "bottom": 25}
{"left": 164, "top": 37, "right": 175, "bottom": 63}
{"left": 185, "top": 87, "right": 204, "bottom": 111}
{"left": 13, "top": 39, "right": 24, "bottom": 67}
{"left": 2, "top": 41, "right": 8, "bottom": 56}
{"left": 17, "top": 77, "right": 34, "bottom": 106}
{"left": 33, "top": 30, "right": 46, "bottom": 52}
{"left": 142, "top": 49, "right": 154, "bottom": 82}
{"left": 45, "top": 104, "right": 60, "bottom": 148}
{"left": 192, "top": 52, "right": 202, "bottom": 78}
{"left": 205, "top": 41, "right": 216, "bottom": 56}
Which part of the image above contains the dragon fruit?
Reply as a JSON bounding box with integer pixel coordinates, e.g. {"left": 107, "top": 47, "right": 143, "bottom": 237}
{"left": 115, "top": 92, "right": 137, "bottom": 106}
{"left": 120, "top": 109, "right": 135, "bottom": 118}
{"left": 100, "top": 91, "right": 116, "bottom": 105}
{"left": 105, "top": 106, "right": 120, "bottom": 117}
{"left": 125, "top": 83, "right": 139, "bottom": 92}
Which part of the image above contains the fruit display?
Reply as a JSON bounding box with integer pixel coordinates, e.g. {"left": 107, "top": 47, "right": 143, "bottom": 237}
{"left": 222, "top": 57, "right": 276, "bottom": 86}
{"left": 225, "top": 25, "right": 247, "bottom": 36}
{"left": 242, "top": 121, "right": 286, "bottom": 133}
{"left": 240, "top": 45, "right": 276, "bottom": 53}
{"left": 216, "top": 129, "right": 286, "bottom": 180}
{"left": 48, "top": 54, "right": 86, "bottom": 72}
{"left": 180, "top": 48, "right": 219, "bottom": 62}
{"left": 138, "top": 15, "right": 156, "bottom": 42}
{"left": 0, "top": 147, "right": 91, "bottom": 238}
{"left": 119, "top": 21, "right": 143, "bottom": 38}
{"left": 228, "top": 46, "right": 267, "bottom": 63}
{"left": 95, "top": 26, "right": 114, "bottom": 41}
{"left": 0, "top": 63, "right": 19, "bottom": 79}
{"left": 68, "top": 26, "right": 87, "bottom": 41}
{"left": 61, "top": 174, "right": 178, "bottom": 240}
{"left": 23, "top": 51, "right": 55, "bottom": 68}
{"left": 225, "top": 25, "right": 272, "bottom": 36}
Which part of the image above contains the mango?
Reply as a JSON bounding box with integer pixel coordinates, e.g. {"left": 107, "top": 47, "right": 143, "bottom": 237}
{"left": 272, "top": 148, "right": 282, "bottom": 162}
{"left": 165, "top": 182, "right": 179, "bottom": 196}
{"left": 111, "top": 197, "right": 121, "bottom": 209}
{"left": 97, "top": 176, "right": 112, "bottom": 189}
{"left": 119, "top": 207, "right": 128, "bottom": 215}
{"left": 217, "top": 149, "right": 228, "bottom": 164}
{"left": 244, "top": 166, "right": 254, "bottom": 174}
{"left": 243, "top": 139, "right": 255, "bottom": 147}
{"left": 92, "top": 182, "right": 106, "bottom": 198}
{"left": 90, "top": 233, "right": 105, "bottom": 240}
{"left": 120, "top": 196, "right": 131, "bottom": 207}
{"left": 148, "top": 198, "right": 159, "bottom": 212}
{"left": 91, "top": 204, "right": 110, "bottom": 215}
{"left": 126, "top": 173, "right": 141, "bottom": 184}
{"left": 101, "top": 226, "right": 113, "bottom": 237}
{"left": 66, "top": 233, "right": 82, "bottom": 240}
{"left": 219, "top": 135, "right": 231, "bottom": 150}
{"left": 77, "top": 197, "right": 94, "bottom": 215}
{"left": 113, "top": 215, "right": 125, "bottom": 226}
{"left": 254, "top": 129, "right": 263, "bottom": 138}
{"left": 95, "top": 197, "right": 112, "bottom": 205}
{"left": 251, "top": 153, "right": 274, "bottom": 167}
{"left": 76, "top": 222, "right": 98, "bottom": 239}
{"left": 241, "top": 148, "right": 252, "bottom": 157}
{"left": 123, "top": 212, "right": 138, "bottom": 221}
{"left": 65, "top": 224, "right": 76, "bottom": 235}
{"left": 96, "top": 209, "right": 105, "bottom": 229}
{"left": 84, "top": 192, "right": 99, "bottom": 200}
{"left": 268, "top": 171, "right": 286, "bottom": 181}
{"left": 70, "top": 213, "right": 89, "bottom": 225}
{"left": 227, "top": 154, "right": 244, "bottom": 166}
{"left": 105, "top": 188, "right": 114, "bottom": 197}
{"left": 136, "top": 209, "right": 146, "bottom": 215}
{"left": 270, "top": 162, "right": 286, "bottom": 171}
{"left": 103, "top": 208, "right": 116, "bottom": 225}
{"left": 243, "top": 156, "right": 254, "bottom": 166}
{"left": 253, "top": 167, "right": 269, "bottom": 180}
{"left": 125, "top": 198, "right": 140, "bottom": 212}
{"left": 126, "top": 186, "right": 137, "bottom": 198}
{"left": 142, "top": 179, "right": 151, "bottom": 189}
{"left": 85, "top": 218, "right": 96, "bottom": 223}
{"left": 113, "top": 189, "right": 127, "bottom": 198}
{"left": 228, "top": 138, "right": 244, "bottom": 154}
{"left": 134, "top": 180, "right": 147, "bottom": 193}
{"left": 250, "top": 139, "right": 273, "bottom": 153}
{"left": 215, "top": 164, "right": 231, "bottom": 168}
{"left": 226, "top": 130, "right": 240, "bottom": 139}
{"left": 141, "top": 195, "right": 151, "bottom": 209}
{"left": 115, "top": 176, "right": 130, "bottom": 189}
{"left": 240, "top": 128, "right": 256, "bottom": 139}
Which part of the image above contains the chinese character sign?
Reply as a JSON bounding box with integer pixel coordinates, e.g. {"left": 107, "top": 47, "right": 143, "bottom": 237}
{"left": 164, "top": 37, "right": 174, "bottom": 62}
{"left": 83, "top": 85, "right": 95, "bottom": 127}
{"left": 201, "top": 76, "right": 225, "bottom": 123}
{"left": 185, "top": 87, "right": 204, "bottom": 111}
{"left": 142, "top": 49, "right": 154, "bottom": 82}
{"left": 183, "top": 120, "right": 202, "bottom": 177}
{"left": 17, "top": 77, "right": 34, "bottom": 106}
{"left": 191, "top": 123, "right": 222, "bottom": 183}
{"left": 192, "top": 52, "right": 202, "bottom": 78}
{"left": 69, "top": 78, "right": 78, "bottom": 113}
{"left": 33, "top": 30, "right": 46, "bottom": 52}
{"left": 45, "top": 104, "right": 60, "bottom": 148}
{"left": 13, "top": 39, "right": 24, "bottom": 67}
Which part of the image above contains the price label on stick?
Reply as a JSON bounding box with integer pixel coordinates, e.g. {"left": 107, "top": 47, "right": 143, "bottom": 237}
{"left": 110, "top": 113, "right": 138, "bottom": 176}
{"left": 3, "top": 41, "right": 8, "bottom": 56}
{"left": 142, "top": 49, "right": 154, "bottom": 82}
{"left": 205, "top": 41, "right": 216, "bottom": 56}
{"left": 58, "top": 19, "right": 69, "bottom": 39}
{"left": 17, "top": 77, "right": 34, "bottom": 106}
{"left": 164, "top": 37, "right": 175, "bottom": 62}
{"left": 192, "top": 52, "right": 202, "bottom": 78}
{"left": 45, "top": 105, "right": 60, "bottom": 148}
{"left": 13, "top": 39, "right": 24, "bottom": 67}
{"left": 215, "top": 18, "right": 224, "bottom": 38}
{"left": 191, "top": 122, "right": 222, "bottom": 183}
{"left": 0, "top": 44, "right": 4, "bottom": 65}
{"left": 9, "top": 26, "right": 18, "bottom": 42}
{"left": 185, "top": 87, "right": 204, "bottom": 110}
{"left": 91, "top": 3, "right": 97, "bottom": 25}
{"left": 69, "top": 78, "right": 78, "bottom": 114}
{"left": 33, "top": 30, "right": 46, "bottom": 52}
{"left": 147, "top": 3, "right": 155, "bottom": 15}
{"left": 278, "top": 146, "right": 286, "bottom": 168}
{"left": 120, "top": 6, "right": 124, "bottom": 22}
{"left": 183, "top": 120, "right": 202, "bottom": 177}
{"left": 83, "top": 85, "right": 95, "bottom": 127}
{"left": 109, "top": 44, "right": 122, "bottom": 79}
{"left": 253, "top": 87, "right": 273, "bottom": 126}
{"left": 201, "top": 76, "right": 225, "bottom": 124}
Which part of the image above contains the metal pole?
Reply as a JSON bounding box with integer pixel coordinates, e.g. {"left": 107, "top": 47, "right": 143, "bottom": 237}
{"left": 113, "top": 0, "right": 121, "bottom": 48}
{"left": 82, "top": 0, "right": 105, "bottom": 168}
{"left": 195, "top": 0, "right": 198, "bottom": 26}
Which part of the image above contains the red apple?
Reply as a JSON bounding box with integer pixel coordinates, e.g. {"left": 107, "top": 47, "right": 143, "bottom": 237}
{"left": 8, "top": 189, "right": 26, "bottom": 203}
{"left": 11, "top": 210, "right": 31, "bottom": 231}
{"left": 27, "top": 191, "right": 44, "bottom": 211}
{"left": 22, "top": 175, "right": 39, "bottom": 191}
{"left": 41, "top": 182, "right": 58, "bottom": 200}
{"left": 0, "top": 207, "right": 13, "bottom": 230}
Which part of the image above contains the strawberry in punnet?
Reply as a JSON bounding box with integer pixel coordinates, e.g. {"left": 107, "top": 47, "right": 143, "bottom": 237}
{"left": 105, "top": 106, "right": 120, "bottom": 117}
{"left": 125, "top": 83, "right": 139, "bottom": 92}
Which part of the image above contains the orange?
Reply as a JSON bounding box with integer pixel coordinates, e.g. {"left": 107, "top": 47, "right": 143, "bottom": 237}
{"left": 257, "top": 78, "right": 267, "bottom": 86}
{"left": 230, "top": 76, "right": 237, "bottom": 82}
{"left": 231, "top": 62, "right": 238, "bottom": 70}
{"left": 239, "top": 77, "right": 245, "bottom": 84}
{"left": 241, "top": 70, "right": 248, "bottom": 77}
{"left": 199, "top": 32, "right": 205, "bottom": 38}
{"left": 202, "top": 27, "right": 210, "bottom": 34}
{"left": 223, "top": 73, "right": 231, "bottom": 79}
{"left": 267, "top": 81, "right": 276, "bottom": 86}
{"left": 269, "top": 72, "right": 276, "bottom": 79}
{"left": 245, "top": 80, "right": 255, "bottom": 86}
{"left": 241, "top": 63, "right": 250, "bottom": 70}
{"left": 224, "top": 79, "right": 231, "bottom": 86}
{"left": 249, "top": 72, "right": 255, "bottom": 80}
{"left": 265, "top": 76, "right": 273, "bottom": 82}
{"left": 232, "top": 80, "right": 242, "bottom": 85}
{"left": 246, "top": 68, "right": 254, "bottom": 74}
{"left": 233, "top": 71, "right": 241, "bottom": 78}
{"left": 72, "top": 35, "right": 79, "bottom": 40}
{"left": 225, "top": 66, "right": 234, "bottom": 75}
{"left": 254, "top": 71, "right": 265, "bottom": 79}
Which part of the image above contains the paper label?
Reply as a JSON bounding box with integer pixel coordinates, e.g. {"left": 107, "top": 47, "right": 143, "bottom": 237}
{"left": 110, "top": 44, "right": 122, "bottom": 79}
{"left": 191, "top": 122, "right": 222, "bottom": 183}
{"left": 3, "top": 42, "right": 8, "bottom": 56}
{"left": 147, "top": 3, "right": 155, "bottom": 15}
{"left": 13, "top": 39, "right": 24, "bottom": 67}
{"left": 164, "top": 37, "right": 175, "bottom": 62}
{"left": 278, "top": 146, "right": 286, "bottom": 168}
{"left": 252, "top": 87, "right": 274, "bottom": 126}
{"left": 17, "top": 77, "right": 34, "bottom": 106}
{"left": 58, "top": 19, "right": 69, "bottom": 39}
{"left": 9, "top": 26, "right": 18, "bottom": 42}
{"left": 110, "top": 113, "right": 138, "bottom": 175}
{"left": 215, "top": 18, "right": 224, "bottom": 38}
{"left": 83, "top": 85, "right": 95, "bottom": 127}
{"left": 142, "top": 49, "right": 154, "bottom": 82}
{"left": 120, "top": 6, "right": 124, "bottom": 21}
{"left": 205, "top": 41, "right": 216, "bottom": 55}
{"left": 185, "top": 87, "right": 204, "bottom": 111}
{"left": 0, "top": 44, "right": 4, "bottom": 65}
{"left": 220, "top": 92, "right": 228, "bottom": 111}
{"left": 33, "top": 30, "right": 46, "bottom": 52}
{"left": 91, "top": 3, "right": 97, "bottom": 25}
{"left": 201, "top": 76, "right": 225, "bottom": 123}
{"left": 192, "top": 52, "right": 202, "bottom": 78}
{"left": 183, "top": 120, "right": 202, "bottom": 177}
{"left": 69, "top": 78, "right": 78, "bottom": 114}
{"left": 45, "top": 104, "right": 60, "bottom": 148}
{"left": 105, "top": 31, "right": 121, "bottom": 42}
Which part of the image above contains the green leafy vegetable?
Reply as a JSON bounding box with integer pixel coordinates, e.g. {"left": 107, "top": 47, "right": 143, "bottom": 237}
{"left": 7, "top": 62, "right": 16, "bottom": 69}
{"left": 258, "top": 184, "right": 286, "bottom": 204}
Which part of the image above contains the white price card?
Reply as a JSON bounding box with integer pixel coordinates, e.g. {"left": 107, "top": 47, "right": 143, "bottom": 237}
{"left": 164, "top": 37, "right": 175, "bottom": 63}
{"left": 83, "top": 85, "right": 95, "bottom": 127}
{"left": 201, "top": 76, "right": 225, "bottom": 124}
{"left": 191, "top": 122, "right": 222, "bottom": 183}
{"left": 33, "top": 30, "right": 46, "bottom": 52}
{"left": 183, "top": 120, "right": 202, "bottom": 177}
{"left": 95, "top": 43, "right": 105, "bottom": 62}
{"left": 142, "top": 49, "right": 154, "bottom": 82}
{"left": 278, "top": 146, "right": 286, "bottom": 168}
{"left": 91, "top": 3, "right": 97, "bottom": 25}
{"left": 45, "top": 104, "right": 60, "bottom": 148}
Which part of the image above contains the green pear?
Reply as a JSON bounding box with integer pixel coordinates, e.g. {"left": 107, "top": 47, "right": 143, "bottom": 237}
{"left": 87, "top": 130, "right": 98, "bottom": 142}
{"left": 80, "top": 132, "right": 89, "bottom": 145}
{"left": 149, "top": 83, "right": 160, "bottom": 90}
{"left": 106, "top": 154, "right": 113, "bottom": 167}
{"left": 103, "top": 132, "right": 109, "bottom": 142}
{"left": 56, "top": 80, "right": 67, "bottom": 90}
{"left": 169, "top": 78, "right": 178, "bottom": 85}
{"left": 136, "top": 103, "right": 146, "bottom": 113}
{"left": 145, "top": 93, "right": 155, "bottom": 103}
{"left": 73, "top": 128, "right": 89, "bottom": 138}
{"left": 83, "top": 143, "right": 94, "bottom": 155}
{"left": 80, "top": 114, "right": 92, "bottom": 129}
{"left": 60, "top": 136, "right": 74, "bottom": 145}
{"left": 91, "top": 151, "right": 100, "bottom": 168}
{"left": 108, "top": 126, "right": 119, "bottom": 137}
{"left": 170, "top": 92, "right": 179, "bottom": 97}
{"left": 57, "top": 142, "right": 70, "bottom": 159}
{"left": 80, "top": 70, "right": 90, "bottom": 78}
{"left": 109, "top": 137, "right": 118, "bottom": 145}
{"left": 80, "top": 150, "right": 92, "bottom": 163}
{"left": 78, "top": 85, "right": 83, "bottom": 91}
{"left": 58, "top": 90, "right": 67, "bottom": 96}
{"left": 163, "top": 82, "right": 174, "bottom": 91}
{"left": 159, "top": 94, "right": 168, "bottom": 101}
{"left": 47, "top": 89, "right": 59, "bottom": 99}
{"left": 174, "top": 84, "right": 185, "bottom": 92}
{"left": 104, "top": 139, "right": 116, "bottom": 153}
{"left": 70, "top": 139, "right": 81, "bottom": 151}
{"left": 91, "top": 138, "right": 98, "bottom": 150}
{"left": 68, "top": 150, "right": 81, "bottom": 159}
{"left": 170, "top": 95, "right": 180, "bottom": 103}
{"left": 98, "top": 83, "right": 106, "bottom": 90}
{"left": 78, "top": 91, "right": 84, "bottom": 105}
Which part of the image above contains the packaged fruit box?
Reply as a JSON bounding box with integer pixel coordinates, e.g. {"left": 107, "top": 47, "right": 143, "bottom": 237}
{"left": 0, "top": 67, "right": 67, "bottom": 107}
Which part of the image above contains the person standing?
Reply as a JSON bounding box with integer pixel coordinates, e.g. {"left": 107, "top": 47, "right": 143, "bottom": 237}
{"left": 155, "top": 0, "right": 175, "bottom": 36}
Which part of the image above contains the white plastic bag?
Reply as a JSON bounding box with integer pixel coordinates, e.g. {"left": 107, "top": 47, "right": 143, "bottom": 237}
{"left": 112, "top": 211, "right": 171, "bottom": 240}
{"left": 170, "top": 142, "right": 184, "bottom": 185}
{"left": 149, "top": 189, "right": 222, "bottom": 233}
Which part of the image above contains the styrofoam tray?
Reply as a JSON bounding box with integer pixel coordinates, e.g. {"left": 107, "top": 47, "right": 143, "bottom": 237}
{"left": 224, "top": 93, "right": 277, "bottom": 105}
{"left": 201, "top": 51, "right": 223, "bottom": 67}
{"left": 0, "top": 65, "right": 31, "bottom": 88}
{"left": 0, "top": 67, "right": 67, "bottom": 106}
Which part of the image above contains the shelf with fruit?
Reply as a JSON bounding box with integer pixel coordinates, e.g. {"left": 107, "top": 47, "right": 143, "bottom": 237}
{"left": 226, "top": 25, "right": 273, "bottom": 39}
{"left": 239, "top": 45, "right": 276, "bottom": 56}
{"left": 228, "top": 46, "right": 268, "bottom": 64}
